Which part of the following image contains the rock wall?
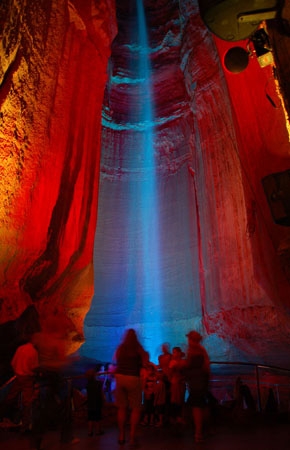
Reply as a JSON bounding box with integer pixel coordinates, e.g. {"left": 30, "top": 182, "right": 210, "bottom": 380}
{"left": 0, "top": 0, "right": 116, "bottom": 369}
{"left": 83, "top": 0, "right": 290, "bottom": 366}
{"left": 1, "top": 0, "right": 290, "bottom": 373}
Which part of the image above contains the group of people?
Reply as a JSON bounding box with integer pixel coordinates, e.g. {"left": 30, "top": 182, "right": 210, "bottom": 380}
{"left": 0, "top": 322, "right": 80, "bottom": 449}
{"left": 112, "top": 328, "right": 211, "bottom": 447}
{"left": 0, "top": 326, "right": 211, "bottom": 448}
{"left": 140, "top": 341, "right": 207, "bottom": 430}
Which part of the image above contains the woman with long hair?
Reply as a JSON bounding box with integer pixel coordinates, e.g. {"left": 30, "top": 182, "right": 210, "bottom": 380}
{"left": 113, "top": 328, "right": 148, "bottom": 448}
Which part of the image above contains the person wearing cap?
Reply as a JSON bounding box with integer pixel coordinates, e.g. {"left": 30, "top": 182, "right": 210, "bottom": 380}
{"left": 179, "top": 330, "right": 210, "bottom": 443}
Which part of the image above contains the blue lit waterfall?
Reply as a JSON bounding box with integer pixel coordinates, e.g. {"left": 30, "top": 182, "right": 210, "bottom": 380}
{"left": 82, "top": 0, "right": 201, "bottom": 363}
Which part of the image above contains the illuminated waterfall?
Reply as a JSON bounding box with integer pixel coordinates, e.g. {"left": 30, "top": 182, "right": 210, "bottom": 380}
{"left": 135, "top": 0, "right": 162, "bottom": 349}
{"left": 82, "top": 0, "right": 202, "bottom": 364}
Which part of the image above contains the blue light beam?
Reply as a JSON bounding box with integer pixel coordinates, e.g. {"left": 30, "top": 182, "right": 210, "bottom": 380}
{"left": 133, "top": 0, "right": 163, "bottom": 357}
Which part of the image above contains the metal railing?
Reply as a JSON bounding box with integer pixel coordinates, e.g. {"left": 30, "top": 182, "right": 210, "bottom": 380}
{"left": 2, "top": 360, "right": 290, "bottom": 414}
{"left": 209, "top": 361, "right": 290, "bottom": 413}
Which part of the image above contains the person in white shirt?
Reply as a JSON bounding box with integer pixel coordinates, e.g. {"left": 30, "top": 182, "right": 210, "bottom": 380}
{"left": 1, "top": 333, "right": 39, "bottom": 433}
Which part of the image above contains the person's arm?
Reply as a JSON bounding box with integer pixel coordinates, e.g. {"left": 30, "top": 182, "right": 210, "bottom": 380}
{"left": 31, "top": 354, "right": 41, "bottom": 375}
{"left": 10, "top": 349, "right": 19, "bottom": 374}
{"left": 201, "top": 347, "right": 210, "bottom": 374}
{"left": 112, "top": 348, "right": 119, "bottom": 365}
{"left": 140, "top": 349, "right": 150, "bottom": 368}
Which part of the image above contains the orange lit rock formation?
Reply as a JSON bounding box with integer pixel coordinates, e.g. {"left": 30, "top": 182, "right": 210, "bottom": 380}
{"left": 0, "top": 0, "right": 116, "bottom": 362}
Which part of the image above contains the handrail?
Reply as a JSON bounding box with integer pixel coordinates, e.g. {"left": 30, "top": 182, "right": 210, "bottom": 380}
{"left": 2, "top": 361, "right": 290, "bottom": 412}
{"left": 209, "top": 361, "right": 290, "bottom": 412}
{"left": 0, "top": 376, "right": 16, "bottom": 392}
{"left": 210, "top": 360, "right": 290, "bottom": 374}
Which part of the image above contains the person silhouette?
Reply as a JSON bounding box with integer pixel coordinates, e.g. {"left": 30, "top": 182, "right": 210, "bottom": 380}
{"left": 113, "top": 329, "right": 149, "bottom": 448}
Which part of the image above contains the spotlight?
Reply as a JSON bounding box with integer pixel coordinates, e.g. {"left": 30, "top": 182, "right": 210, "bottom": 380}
{"left": 224, "top": 47, "right": 249, "bottom": 73}
{"left": 248, "top": 27, "right": 274, "bottom": 68}
{"left": 197, "top": 0, "right": 279, "bottom": 41}
{"left": 262, "top": 169, "right": 290, "bottom": 226}
{"left": 224, "top": 27, "right": 274, "bottom": 74}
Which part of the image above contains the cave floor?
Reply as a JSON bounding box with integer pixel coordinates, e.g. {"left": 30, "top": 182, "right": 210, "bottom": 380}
{"left": 1, "top": 416, "right": 290, "bottom": 450}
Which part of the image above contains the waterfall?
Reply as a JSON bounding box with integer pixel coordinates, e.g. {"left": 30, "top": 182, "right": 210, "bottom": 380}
{"left": 82, "top": 0, "right": 200, "bottom": 364}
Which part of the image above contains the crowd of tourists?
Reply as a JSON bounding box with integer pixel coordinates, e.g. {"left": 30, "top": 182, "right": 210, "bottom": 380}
{"left": 0, "top": 327, "right": 213, "bottom": 449}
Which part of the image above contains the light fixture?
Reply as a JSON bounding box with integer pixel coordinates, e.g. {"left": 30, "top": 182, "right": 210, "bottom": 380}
{"left": 262, "top": 169, "right": 290, "bottom": 226}
{"left": 197, "top": 0, "right": 281, "bottom": 41}
{"left": 223, "top": 26, "right": 274, "bottom": 74}
{"left": 224, "top": 47, "right": 250, "bottom": 73}
{"left": 248, "top": 27, "right": 274, "bottom": 68}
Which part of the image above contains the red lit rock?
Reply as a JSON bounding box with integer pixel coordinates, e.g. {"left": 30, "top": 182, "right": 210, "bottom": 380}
{"left": 0, "top": 0, "right": 116, "bottom": 359}
{"left": 1, "top": 0, "right": 290, "bottom": 372}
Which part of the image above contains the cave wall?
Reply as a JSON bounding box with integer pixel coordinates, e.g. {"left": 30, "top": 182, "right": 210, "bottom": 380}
{"left": 182, "top": 2, "right": 290, "bottom": 365}
{"left": 0, "top": 0, "right": 116, "bottom": 368}
{"left": 83, "top": 0, "right": 290, "bottom": 366}
{"left": 1, "top": 0, "right": 290, "bottom": 372}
